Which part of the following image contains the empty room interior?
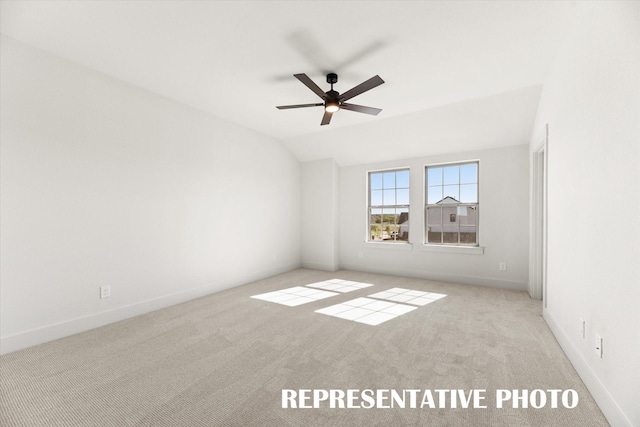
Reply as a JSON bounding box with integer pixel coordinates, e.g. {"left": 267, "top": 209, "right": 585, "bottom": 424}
{"left": 1, "top": 1, "right": 638, "bottom": 426}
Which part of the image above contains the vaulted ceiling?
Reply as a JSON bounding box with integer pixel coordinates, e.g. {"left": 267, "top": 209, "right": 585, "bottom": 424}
{"left": 0, "top": 1, "right": 577, "bottom": 165}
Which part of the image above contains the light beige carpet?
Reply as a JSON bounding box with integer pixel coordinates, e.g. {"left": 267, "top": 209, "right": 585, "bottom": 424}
{"left": 0, "top": 269, "right": 609, "bottom": 426}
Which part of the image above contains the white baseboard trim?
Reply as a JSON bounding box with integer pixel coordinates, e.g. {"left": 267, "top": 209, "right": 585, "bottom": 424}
{"left": 0, "top": 282, "right": 232, "bottom": 355}
{"left": 301, "top": 261, "right": 339, "bottom": 272}
{"left": 543, "top": 309, "right": 632, "bottom": 427}
{"left": 339, "top": 262, "right": 527, "bottom": 291}
{"left": 0, "top": 262, "right": 301, "bottom": 355}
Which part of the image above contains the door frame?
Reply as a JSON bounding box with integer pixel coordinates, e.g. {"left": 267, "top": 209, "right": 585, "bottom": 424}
{"left": 530, "top": 124, "right": 548, "bottom": 305}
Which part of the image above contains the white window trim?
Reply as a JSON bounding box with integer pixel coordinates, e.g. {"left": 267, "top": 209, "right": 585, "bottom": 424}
{"left": 420, "top": 244, "right": 484, "bottom": 255}
{"left": 363, "top": 241, "right": 413, "bottom": 250}
{"left": 366, "top": 167, "right": 411, "bottom": 245}
{"left": 424, "top": 160, "right": 481, "bottom": 248}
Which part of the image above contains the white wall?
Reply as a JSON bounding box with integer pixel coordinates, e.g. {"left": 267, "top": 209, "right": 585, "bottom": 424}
{"left": 339, "top": 145, "right": 529, "bottom": 290}
{"left": 0, "top": 35, "right": 301, "bottom": 354}
{"left": 530, "top": 2, "right": 640, "bottom": 426}
{"left": 301, "top": 159, "right": 340, "bottom": 271}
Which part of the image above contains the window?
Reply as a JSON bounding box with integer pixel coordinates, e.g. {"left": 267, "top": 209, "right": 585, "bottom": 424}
{"left": 425, "top": 162, "right": 478, "bottom": 245}
{"left": 368, "top": 169, "right": 409, "bottom": 242}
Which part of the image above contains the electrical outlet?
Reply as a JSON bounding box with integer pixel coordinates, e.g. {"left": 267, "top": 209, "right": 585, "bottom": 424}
{"left": 595, "top": 334, "right": 603, "bottom": 358}
{"left": 580, "top": 317, "right": 585, "bottom": 339}
{"left": 499, "top": 262, "right": 507, "bottom": 271}
{"left": 100, "top": 286, "right": 110, "bottom": 299}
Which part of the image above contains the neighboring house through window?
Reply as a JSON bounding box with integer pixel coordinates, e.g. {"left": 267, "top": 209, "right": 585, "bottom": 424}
{"left": 425, "top": 162, "right": 478, "bottom": 245}
{"left": 368, "top": 169, "right": 410, "bottom": 242}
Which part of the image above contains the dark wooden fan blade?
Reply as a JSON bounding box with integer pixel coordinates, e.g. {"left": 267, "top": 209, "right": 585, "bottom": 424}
{"left": 286, "top": 30, "right": 334, "bottom": 73}
{"left": 334, "top": 40, "right": 385, "bottom": 71}
{"left": 276, "top": 103, "right": 324, "bottom": 109}
{"left": 340, "top": 103, "right": 382, "bottom": 116}
{"left": 294, "top": 73, "right": 328, "bottom": 100}
{"left": 320, "top": 110, "right": 333, "bottom": 126}
{"left": 339, "top": 75, "right": 385, "bottom": 102}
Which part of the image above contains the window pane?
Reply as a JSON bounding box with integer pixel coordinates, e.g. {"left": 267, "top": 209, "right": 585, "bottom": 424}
{"left": 427, "top": 207, "right": 442, "bottom": 225}
{"left": 427, "top": 229, "right": 442, "bottom": 243}
{"left": 396, "top": 188, "right": 409, "bottom": 205}
{"left": 371, "top": 190, "right": 383, "bottom": 206}
{"left": 391, "top": 212, "right": 409, "bottom": 241}
{"left": 460, "top": 206, "right": 477, "bottom": 225}
{"left": 427, "top": 167, "right": 442, "bottom": 186}
{"left": 460, "top": 226, "right": 477, "bottom": 244}
{"left": 460, "top": 163, "right": 477, "bottom": 184}
{"left": 443, "top": 224, "right": 459, "bottom": 243}
{"left": 460, "top": 184, "right": 477, "bottom": 203}
{"left": 383, "top": 189, "right": 395, "bottom": 205}
{"left": 383, "top": 172, "right": 395, "bottom": 189}
{"left": 370, "top": 173, "right": 383, "bottom": 190}
{"left": 398, "top": 209, "right": 409, "bottom": 241}
{"left": 443, "top": 185, "right": 459, "bottom": 201}
{"left": 370, "top": 223, "right": 383, "bottom": 240}
{"left": 443, "top": 206, "right": 458, "bottom": 243}
{"left": 396, "top": 170, "right": 410, "bottom": 188}
{"left": 369, "top": 208, "right": 381, "bottom": 241}
{"left": 389, "top": 209, "right": 404, "bottom": 241}
{"left": 398, "top": 208, "right": 409, "bottom": 225}
{"left": 382, "top": 208, "right": 396, "bottom": 219}
{"left": 443, "top": 206, "right": 457, "bottom": 223}
{"left": 427, "top": 186, "right": 443, "bottom": 204}
{"left": 443, "top": 166, "right": 459, "bottom": 185}
{"left": 380, "top": 208, "right": 394, "bottom": 241}
{"left": 426, "top": 207, "right": 442, "bottom": 243}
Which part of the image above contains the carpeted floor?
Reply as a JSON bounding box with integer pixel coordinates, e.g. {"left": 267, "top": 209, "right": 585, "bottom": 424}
{"left": 0, "top": 269, "right": 609, "bottom": 426}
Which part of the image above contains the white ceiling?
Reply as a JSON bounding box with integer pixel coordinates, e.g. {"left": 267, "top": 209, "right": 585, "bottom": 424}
{"left": 0, "top": 1, "right": 577, "bottom": 165}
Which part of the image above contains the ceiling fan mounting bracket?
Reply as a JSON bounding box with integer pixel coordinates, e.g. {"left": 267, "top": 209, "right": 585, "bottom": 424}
{"left": 326, "top": 73, "right": 338, "bottom": 85}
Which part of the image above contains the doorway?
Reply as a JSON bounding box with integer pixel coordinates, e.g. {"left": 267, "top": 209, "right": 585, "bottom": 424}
{"left": 530, "top": 124, "right": 548, "bottom": 305}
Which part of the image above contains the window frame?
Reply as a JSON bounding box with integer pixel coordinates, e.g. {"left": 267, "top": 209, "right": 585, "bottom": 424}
{"left": 424, "top": 161, "right": 479, "bottom": 247}
{"left": 367, "top": 167, "right": 411, "bottom": 244}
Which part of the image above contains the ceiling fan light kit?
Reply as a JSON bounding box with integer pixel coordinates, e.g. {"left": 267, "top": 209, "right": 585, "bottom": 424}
{"left": 325, "top": 101, "right": 340, "bottom": 113}
{"left": 277, "top": 72, "right": 384, "bottom": 126}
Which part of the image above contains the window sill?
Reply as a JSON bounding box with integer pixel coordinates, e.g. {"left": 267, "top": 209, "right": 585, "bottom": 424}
{"left": 420, "top": 244, "right": 484, "bottom": 255}
{"left": 363, "top": 241, "right": 413, "bottom": 251}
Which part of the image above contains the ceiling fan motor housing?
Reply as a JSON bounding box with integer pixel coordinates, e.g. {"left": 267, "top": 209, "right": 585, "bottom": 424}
{"left": 326, "top": 89, "right": 339, "bottom": 102}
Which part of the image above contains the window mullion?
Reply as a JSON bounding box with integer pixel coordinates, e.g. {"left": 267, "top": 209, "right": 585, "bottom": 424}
{"left": 457, "top": 204, "right": 461, "bottom": 244}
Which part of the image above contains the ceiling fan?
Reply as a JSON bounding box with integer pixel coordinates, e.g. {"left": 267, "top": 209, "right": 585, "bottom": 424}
{"left": 276, "top": 72, "right": 385, "bottom": 126}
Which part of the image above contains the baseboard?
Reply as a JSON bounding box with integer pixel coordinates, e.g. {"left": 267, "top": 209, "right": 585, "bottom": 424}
{"left": 0, "top": 262, "right": 301, "bottom": 355}
{"left": 339, "top": 262, "right": 527, "bottom": 291}
{"left": 301, "top": 261, "right": 339, "bottom": 272}
{"left": 543, "top": 309, "right": 632, "bottom": 427}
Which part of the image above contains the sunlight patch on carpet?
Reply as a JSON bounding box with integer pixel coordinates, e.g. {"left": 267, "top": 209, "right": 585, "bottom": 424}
{"left": 251, "top": 286, "right": 338, "bottom": 306}
{"left": 315, "top": 297, "right": 417, "bottom": 325}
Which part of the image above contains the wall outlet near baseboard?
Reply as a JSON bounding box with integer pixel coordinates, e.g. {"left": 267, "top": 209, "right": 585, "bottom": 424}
{"left": 499, "top": 262, "right": 507, "bottom": 271}
{"left": 100, "top": 286, "right": 111, "bottom": 299}
{"left": 595, "top": 334, "right": 603, "bottom": 358}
